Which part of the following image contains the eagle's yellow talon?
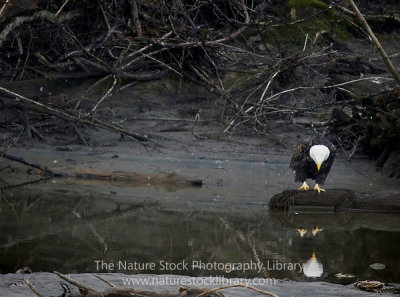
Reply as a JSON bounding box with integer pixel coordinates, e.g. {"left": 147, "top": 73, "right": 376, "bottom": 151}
{"left": 297, "top": 228, "right": 307, "bottom": 237}
{"left": 312, "top": 227, "right": 323, "bottom": 236}
{"left": 298, "top": 181, "right": 310, "bottom": 190}
{"left": 314, "top": 184, "right": 325, "bottom": 194}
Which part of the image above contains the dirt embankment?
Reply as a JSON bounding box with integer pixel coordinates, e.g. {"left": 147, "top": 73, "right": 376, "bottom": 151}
{"left": 1, "top": 0, "right": 400, "bottom": 170}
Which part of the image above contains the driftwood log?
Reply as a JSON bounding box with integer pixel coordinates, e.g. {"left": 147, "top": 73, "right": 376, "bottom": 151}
{"left": 29, "top": 271, "right": 228, "bottom": 297}
{"left": 66, "top": 169, "right": 203, "bottom": 191}
{"left": 1, "top": 152, "right": 65, "bottom": 177}
{"left": 269, "top": 189, "right": 400, "bottom": 213}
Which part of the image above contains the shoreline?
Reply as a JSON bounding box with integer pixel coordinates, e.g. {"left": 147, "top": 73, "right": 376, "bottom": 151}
{"left": 2, "top": 272, "right": 397, "bottom": 297}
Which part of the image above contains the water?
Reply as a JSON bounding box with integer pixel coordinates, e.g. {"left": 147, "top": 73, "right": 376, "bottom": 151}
{"left": 1, "top": 179, "right": 399, "bottom": 285}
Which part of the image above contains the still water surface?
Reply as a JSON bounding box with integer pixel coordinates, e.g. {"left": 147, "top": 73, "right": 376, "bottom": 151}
{"left": 1, "top": 179, "right": 399, "bottom": 285}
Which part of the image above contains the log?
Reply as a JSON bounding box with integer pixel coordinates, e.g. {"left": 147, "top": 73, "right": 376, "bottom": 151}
{"left": 1, "top": 151, "right": 203, "bottom": 190}
{"left": 1, "top": 152, "right": 65, "bottom": 177}
{"left": 66, "top": 169, "right": 203, "bottom": 191}
{"left": 269, "top": 189, "right": 400, "bottom": 213}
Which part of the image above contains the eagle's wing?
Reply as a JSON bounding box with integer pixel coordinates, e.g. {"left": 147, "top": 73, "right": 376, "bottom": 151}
{"left": 330, "top": 142, "right": 337, "bottom": 155}
{"left": 325, "top": 142, "right": 336, "bottom": 168}
{"left": 290, "top": 140, "right": 311, "bottom": 170}
{"left": 316, "top": 142, "right": 336, "bottom": 184}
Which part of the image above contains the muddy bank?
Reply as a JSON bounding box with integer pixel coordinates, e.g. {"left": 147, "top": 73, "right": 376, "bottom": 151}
{"left": 3, "top": 139, "right": 400, "bottom": 204}
{"left": 2, "top": 0, "right": 400, "bottom": 173}
{"left": 1, "top": 273, "right": 398, "bottom": 297}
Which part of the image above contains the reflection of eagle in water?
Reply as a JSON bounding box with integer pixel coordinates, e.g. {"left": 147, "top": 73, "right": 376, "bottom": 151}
{"left": 290, "top": 135, "right": 336, "bottom": 193}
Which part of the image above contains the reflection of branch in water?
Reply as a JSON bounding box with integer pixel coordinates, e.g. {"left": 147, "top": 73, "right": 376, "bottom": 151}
{"left": 74, "top": 203, "right": 149, "bottom": 223}
{"left": 216, "top": 216, "right": 296, "bottom": 278}
{"left": 0, "top": 235, "right": 35, "bottom": 249}
{"left": 1, "top": 187, "right": 153, "bottom": 268}
{"left": 0, "top": 177, "right": 53, "bottom": 190}
{"left": 217, "top": 216, "right": 270, "bottom": 277}
{"left": 89, "top": 223, "right": 108, "bottom": 255}
{"left": 1, "top": 203, "right": 151, "bottom": 270}
{"left": 0, "top": 192, "right": 147, "bottom": 257}
{"left": 2, "top": 192, "right": 40, "bottom": 224}
{"left": 233, "top": 218, "right": 302, "bottom": 280}
{"left": 181, "top": 215, "right": 251, "bottom": 269}
{"left": 235, "top": 230, "right": 269, "bottom": 278}
{"left": 249, "top": 236, "right": 269, "bottom": 277}
{"left": 61, "top": 196, "right": 86, "bottom": 220}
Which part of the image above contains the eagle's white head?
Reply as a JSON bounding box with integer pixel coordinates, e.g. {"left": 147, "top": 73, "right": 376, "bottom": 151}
{"left": 309, "top": 145, "right": 330, "bottom": 171}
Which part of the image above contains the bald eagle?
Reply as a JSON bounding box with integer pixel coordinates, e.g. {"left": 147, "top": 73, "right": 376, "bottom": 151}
{"left": 290, "top": 135, "right": 336, "bottom": 193}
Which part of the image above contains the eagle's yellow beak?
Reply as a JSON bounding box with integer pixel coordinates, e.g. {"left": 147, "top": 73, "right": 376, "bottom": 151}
{"left": 317, "top": 163, "right": 321, "bottom": 171}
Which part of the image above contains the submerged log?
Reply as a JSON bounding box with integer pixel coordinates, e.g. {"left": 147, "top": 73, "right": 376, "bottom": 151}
{"left": 269, "top": 189, "right": 400, "bottom": 213}
{"left": 65, "top": 169, "right": 203, "bottom": 191}
{"left": 1, "top": 152, "right": 203, "bottom": 191}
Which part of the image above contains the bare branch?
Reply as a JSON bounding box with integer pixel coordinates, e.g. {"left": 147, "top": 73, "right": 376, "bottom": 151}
{"left": 0, "top": 87, "right": 152, "bottom": 142}
{"left": 0, "top": 9, "right": 81, "bottom": 48}
{"left": 348, "top": 0, "right": 400, "bottom": 85}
